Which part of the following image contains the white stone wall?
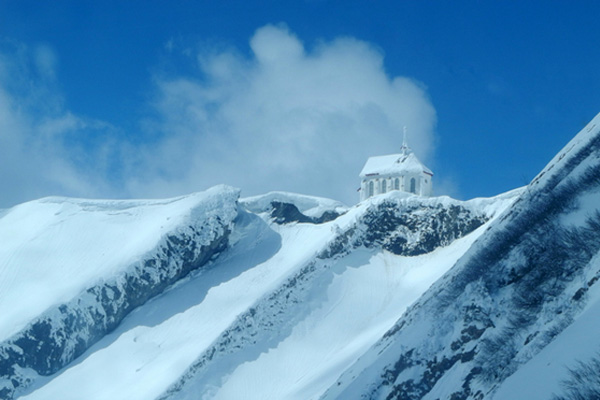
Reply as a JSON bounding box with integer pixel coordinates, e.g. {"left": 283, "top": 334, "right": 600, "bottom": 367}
{"left": 360, "top": 172, "right": 432, "bottom": 201}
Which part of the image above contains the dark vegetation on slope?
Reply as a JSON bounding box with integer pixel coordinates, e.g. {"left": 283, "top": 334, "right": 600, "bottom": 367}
{"left": 441, "top": 131, "right": 600, "bottom": 307}
{"left": 321, "top": 199, "right": 489, "bottom": 260}
{"left": 382, "top": 209, "right": 600, "bottom": 400}
{"left": 552, "top": 352, "right": 600, "bottom": 400}
{"left": 359, "top": 202, "right": 486, "bottom": 256}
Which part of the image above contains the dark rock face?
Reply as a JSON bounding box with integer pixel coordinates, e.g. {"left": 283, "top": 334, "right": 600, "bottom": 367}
{"left": 269, "top": 201, "right": 342, "bottom": 225}
{"left": 269, "top": 201, "right": 314, "bottom": 224}
{"left": 371, "top": 301, "right": 495, "bottom": 400}
{"left": 320, "top": 198, "right": 490, "bottom": 261}
{"left": 358, "top": 201, "right": 488, "bottom": 256}
{"left": 0, "top": 218, "right": 233, "bottom": 399}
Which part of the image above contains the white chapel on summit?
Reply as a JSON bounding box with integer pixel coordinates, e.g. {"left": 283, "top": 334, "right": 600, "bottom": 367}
{"left": 359, "top": 131, "right": 433, "bottom": 201}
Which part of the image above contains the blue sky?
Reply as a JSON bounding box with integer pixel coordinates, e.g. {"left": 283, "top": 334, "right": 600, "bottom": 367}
{"left": 1, "top": 1, "right": 599, "bottom": 207}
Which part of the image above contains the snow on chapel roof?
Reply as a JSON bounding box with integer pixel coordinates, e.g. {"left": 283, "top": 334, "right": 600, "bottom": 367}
{"left": 360, "top": 151, "right": 433, "bottom": 177}
{"left": 360, "top": 131, "right": 433, "bottom": 179}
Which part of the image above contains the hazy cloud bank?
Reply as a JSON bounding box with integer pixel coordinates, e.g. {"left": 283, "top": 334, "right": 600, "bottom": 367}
{"left": 0, "top": 42, "right": 116, "bottom": 207}
{"left": 130, "top": 24, "right": 436, "bottom": 203}
{"left": 0, "top": 25, "right": 437, "bottom": 207}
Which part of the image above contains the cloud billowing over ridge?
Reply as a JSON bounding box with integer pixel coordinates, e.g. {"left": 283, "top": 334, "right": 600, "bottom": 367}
{"left": 0, "top": 24, "right": 437, "bottom": 207}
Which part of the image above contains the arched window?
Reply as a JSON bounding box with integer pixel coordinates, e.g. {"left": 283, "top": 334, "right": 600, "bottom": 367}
{"left": 410, "top": 178, "right": 416, "bottom": 194}
{"left": 381, "top": 180, "right": 387, "bottom": 193}
{"left": 394, "top": 178, "right": 400, "bottom": 190}
{"left": 368, "top": 181, "right": 374, "bottom": 197}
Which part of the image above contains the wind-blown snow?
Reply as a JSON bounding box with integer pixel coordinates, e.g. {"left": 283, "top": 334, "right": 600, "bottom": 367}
{"left": 0, "top": 178, "right": 531, "bottom": 400}
{"left": 18, "top": 208, "right": 332, "bottom": 400}
{"left": 5, "top": 113, "right": 600, "bottom": 400}
{"left": 14, "top": 189, "right": 517, "bottom": 400}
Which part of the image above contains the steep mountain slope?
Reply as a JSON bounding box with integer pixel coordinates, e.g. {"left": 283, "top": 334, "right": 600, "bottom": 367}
{"left": 158, "top": 192, "right": 516, "bottom": 400}
{"left": 321, "top": 113, "right": 600, "bottom": 400}
{"left": 0, "top": 186, "right": 239, "bottom": 399}
{"left": 0, "top": 185, "right": 517, "bottom": 399}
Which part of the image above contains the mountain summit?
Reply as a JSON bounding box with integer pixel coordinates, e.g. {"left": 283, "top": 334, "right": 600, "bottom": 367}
{"left": 1, "top": 113, "right": 600, "bottom": 399}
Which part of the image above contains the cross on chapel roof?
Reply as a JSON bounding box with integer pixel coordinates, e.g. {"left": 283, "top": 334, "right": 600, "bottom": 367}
{"left": 400, "top": 125, "right": 411, "bottom": 156}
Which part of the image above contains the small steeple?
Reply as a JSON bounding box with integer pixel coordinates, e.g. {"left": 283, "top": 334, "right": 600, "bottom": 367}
{"left": 401, "top": 125, "right": 411, "bottom": 155}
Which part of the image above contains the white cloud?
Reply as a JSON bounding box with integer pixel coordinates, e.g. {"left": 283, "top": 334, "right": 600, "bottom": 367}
{"left": 0, "top": 43, "right": 116, "bottom": 207}
{"left": 33, "top": 44, "right": 58, "bottom": 79}
{"left": 0, "top": 25, "right": 438, "bottom": 207}
{"left": 0, "top": 88, "right": 98, "bottom": 207}
{"left": 128, "top": 24, "right": 437, "bottom": 204}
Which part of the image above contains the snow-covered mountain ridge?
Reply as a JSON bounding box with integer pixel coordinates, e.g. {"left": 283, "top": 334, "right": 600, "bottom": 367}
{"left": 157, "top": 191, "right": 514, "bottom": 400}
{"left": 0, "top": 186, "right": 239, "bottom": 399}
{"left": 2, "top": 113, "right": 600, "bottom": 399}
{"left": 0, "top": 182, "right": 516, "bottom": 399}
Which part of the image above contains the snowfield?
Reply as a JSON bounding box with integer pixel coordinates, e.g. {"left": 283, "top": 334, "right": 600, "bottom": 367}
{"left": 203, "top": 234, "right": 481, "bottom": 400}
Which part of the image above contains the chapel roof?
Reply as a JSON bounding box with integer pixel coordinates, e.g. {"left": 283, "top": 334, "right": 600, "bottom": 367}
{"left": 359, "top": 150, "right": 433, "bottom": 178}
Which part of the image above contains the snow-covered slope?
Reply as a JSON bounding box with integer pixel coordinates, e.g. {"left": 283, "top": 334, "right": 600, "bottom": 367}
{"left": 0, "top": 183, "right": 517, "bottom": 400}
{"left": 0, "top": 187, "right": 237, "bottom": 343}
{"left": 158, "top": 191, "right": 516, "bottom": 400}
{"left": 0, "top": 186, "right": 239, "bottom": 399}
{"left": 322, "top": 113, "right": 600, "bottom": 399}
